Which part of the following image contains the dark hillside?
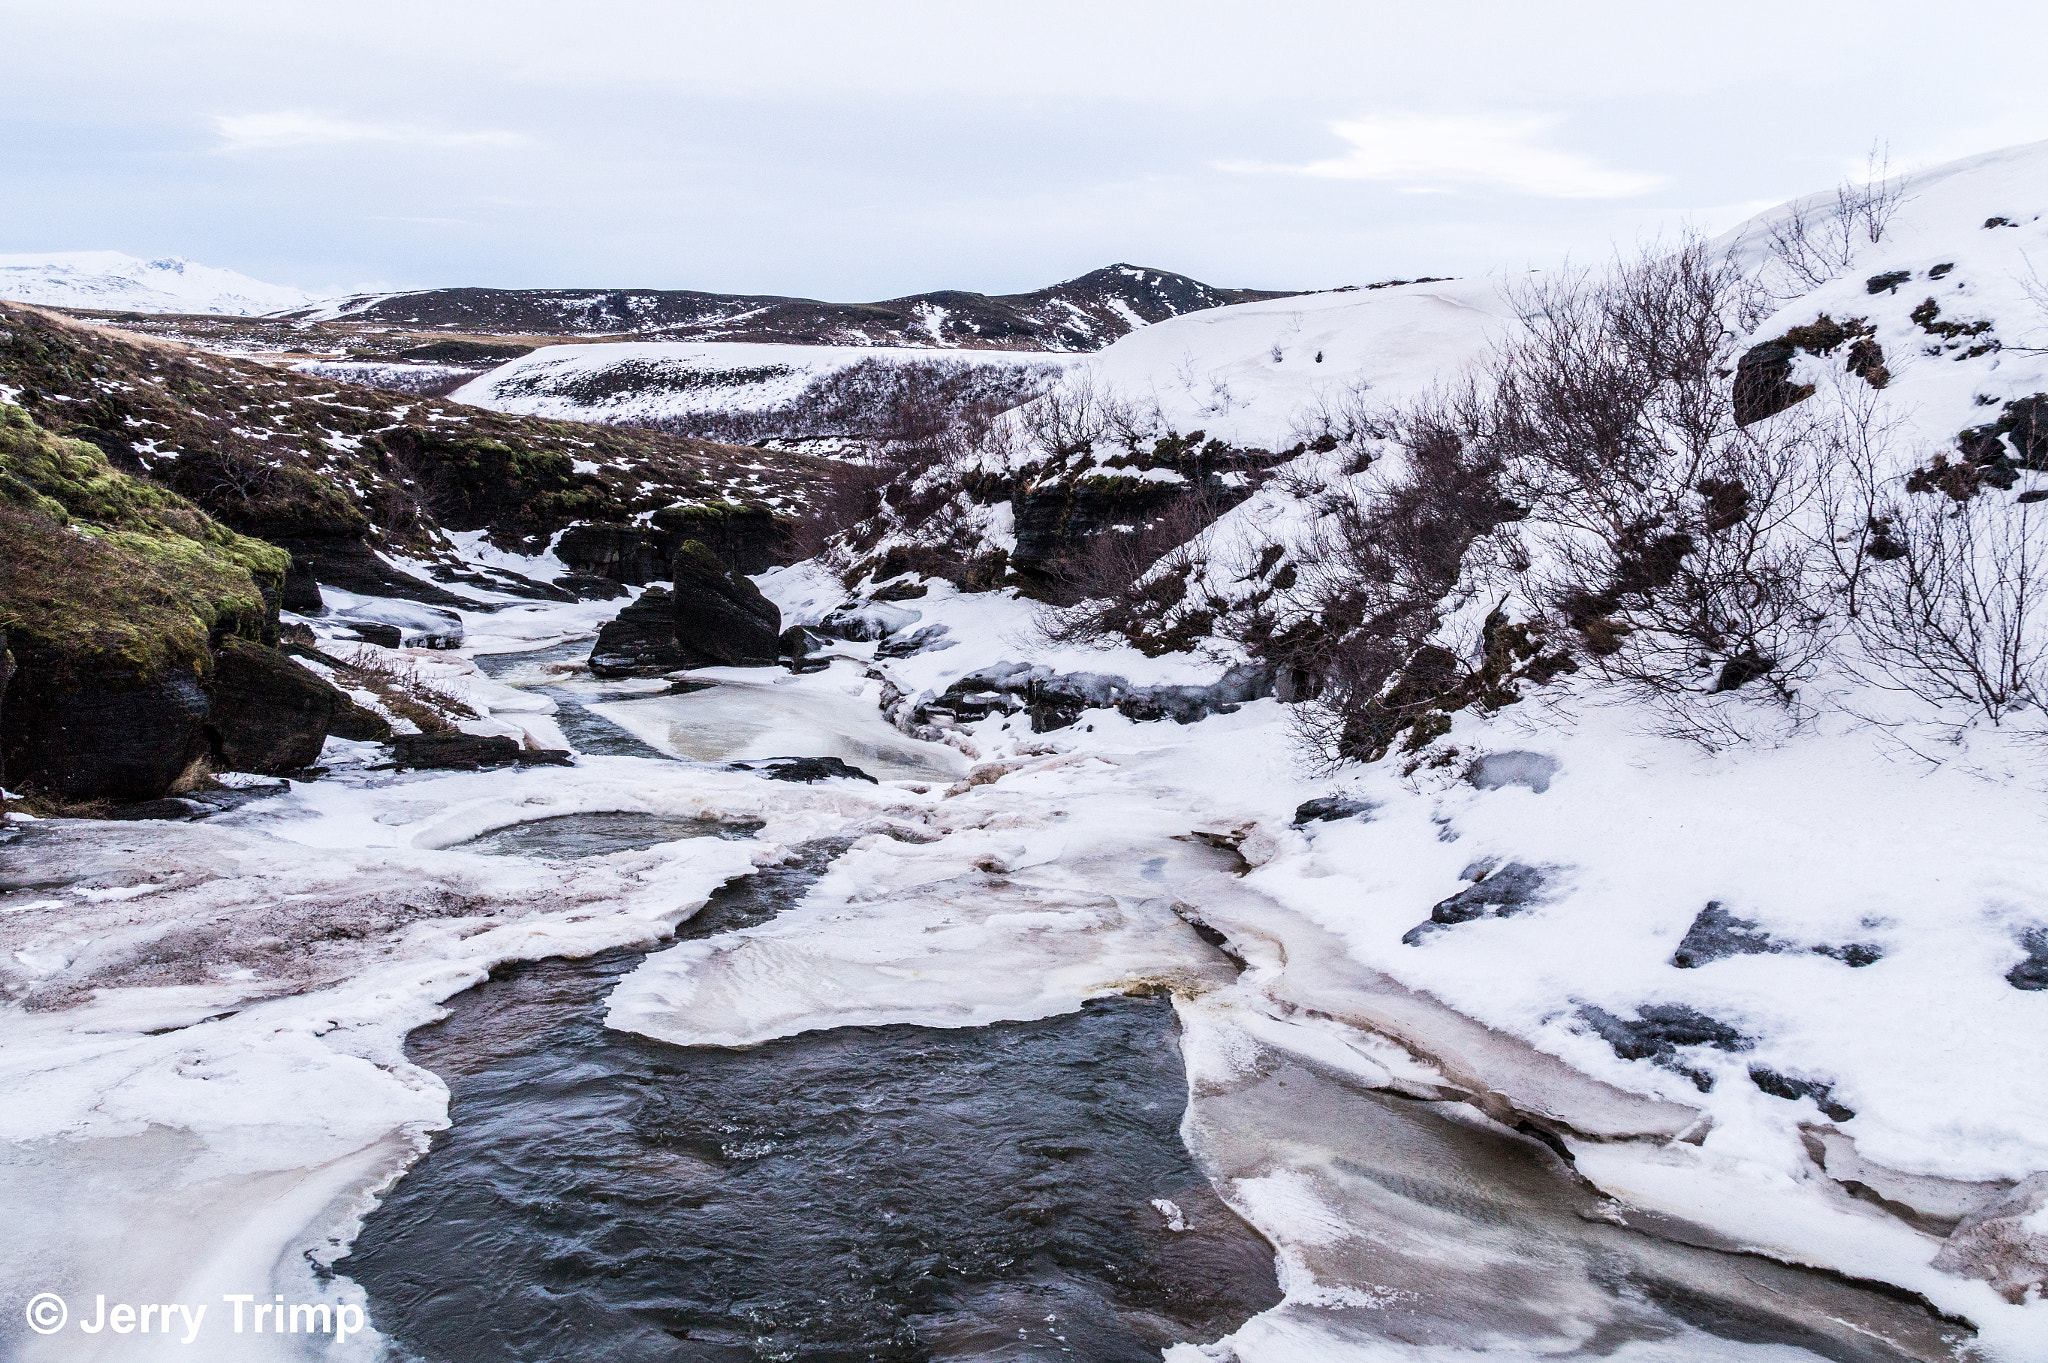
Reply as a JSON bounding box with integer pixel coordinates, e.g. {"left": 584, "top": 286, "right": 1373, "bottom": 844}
{"left": 281, "top": 264, "right": 1295, "bottom": 352}
{"left": 0, "top": 305, "right": 836, "bottom": 605}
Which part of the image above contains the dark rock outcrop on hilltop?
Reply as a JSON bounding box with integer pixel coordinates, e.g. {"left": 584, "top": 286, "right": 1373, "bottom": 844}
{"left": 283, "top": 265, "right": 1297, "bottom": 353}
{"left": 557, "top": 503, "right": 793, "bottom": 586}
{"left": 670, "top": 543, "right": 781, "bottom": 668}
{"left": 588, "top": 587, "right": 685, "bottom": 679}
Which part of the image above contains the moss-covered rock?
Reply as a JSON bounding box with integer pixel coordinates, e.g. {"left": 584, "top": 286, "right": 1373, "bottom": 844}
{"left": 0, "top": 402, "right": 329, "bottom": 800}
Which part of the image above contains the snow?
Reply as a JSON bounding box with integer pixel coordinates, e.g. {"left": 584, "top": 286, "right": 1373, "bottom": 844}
{"left": 0, "top": 251, "right": 312, "bottom": 315}
{"left": 449, "top": 339, "right": 1067, "bottom": 425}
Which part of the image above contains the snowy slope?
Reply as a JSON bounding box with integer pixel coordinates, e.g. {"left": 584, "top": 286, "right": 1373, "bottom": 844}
{"left": 0, "top": 251, "right": 312, "bottom": 315}
{"left": 451, "top": 339, "right": 1069, "bottom": 425}
{"left": 1073, "top": 275, "right": 1517, "bottom": 446}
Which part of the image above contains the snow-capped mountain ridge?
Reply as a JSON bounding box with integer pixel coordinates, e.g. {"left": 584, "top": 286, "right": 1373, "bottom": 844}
{"left": 0, "top": 250, "right": 312, "bottom": 315}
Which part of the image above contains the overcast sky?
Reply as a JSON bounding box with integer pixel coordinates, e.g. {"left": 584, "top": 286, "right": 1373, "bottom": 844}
{"left": 5, "top": 0, "right": 2046, "bottom": 300}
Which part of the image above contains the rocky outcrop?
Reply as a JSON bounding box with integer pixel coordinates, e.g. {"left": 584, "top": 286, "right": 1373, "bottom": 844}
{"left": 0, "top": 629, "right": 11, "bottom": 790}
{"left": 1403, "top": 863, "right": 1551, "bottom": 944}
{"left": 1, "top": 648, "right": 213, "bottom": 801}
{"left": 912, "top": 660, "right": 1271, "bottom": 734}
{"left": 556, "top": 503, "right": 793, "bottom": 585}
{"left": 391, "top": 733, "right": 573, "bottom": 771}
{"left": 670, "top": 542, "right": 780, "bottom": 667}
{"left": 725, "top": 756, "right": 878, "bottom": 784}
{"left": 203, "top": 637, "right": 343, "bottom": 774}
{"left": 0, "top": 401, "right": 296, "bottom": 801}
{"left": 589, "top": 587, "right": 684, "bottom": 679}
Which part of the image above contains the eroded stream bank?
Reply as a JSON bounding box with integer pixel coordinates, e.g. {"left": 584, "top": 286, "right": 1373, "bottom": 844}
{"left": 340, "top": 833, "right": 1281, "bottom": 1362}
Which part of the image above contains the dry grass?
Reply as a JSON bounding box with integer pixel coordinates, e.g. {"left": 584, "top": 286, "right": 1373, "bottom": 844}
{"left": 328, "top": 647, "right": 476, "bottom": 735}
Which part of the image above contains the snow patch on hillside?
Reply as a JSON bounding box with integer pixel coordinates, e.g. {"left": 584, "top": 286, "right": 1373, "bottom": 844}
{"left": 0, "top": 251, "right": 313, "bottom": 315}
{"left": 451, "top": 340, "right": 1069, "bottom": 424}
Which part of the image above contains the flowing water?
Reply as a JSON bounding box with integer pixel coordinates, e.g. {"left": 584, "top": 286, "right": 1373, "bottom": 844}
{"left": 342, "top": 834, "right": 1281, "bottom": 1362}
{"left": 341, "top": 643, "right": 1969, "bottom": 1363}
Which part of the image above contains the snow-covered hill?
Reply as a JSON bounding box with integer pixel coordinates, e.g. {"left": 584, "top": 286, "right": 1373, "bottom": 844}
{"left": 0, "top": 251, "right": 312, "bottom": 315}
{"left": 450, "top": 339, "right": 1068, "bottom": 427}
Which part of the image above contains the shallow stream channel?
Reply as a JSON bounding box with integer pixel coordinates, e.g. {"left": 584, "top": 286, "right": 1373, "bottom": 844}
{"left": 340, "top": 826, "right": 1280, "bottom": 1362}
{"left": 335, "top": 643, "right": 1972, "bottom": 1363}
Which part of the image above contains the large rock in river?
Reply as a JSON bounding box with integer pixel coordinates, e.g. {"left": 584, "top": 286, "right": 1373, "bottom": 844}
{"left": 589, "top": 586, "right": 685, "bottom": 679}
{"left": 671, "top": 541, "right": 780, "bottom": 668}
{"left": 203, "top": 637, "right": 343, "bottom": 774}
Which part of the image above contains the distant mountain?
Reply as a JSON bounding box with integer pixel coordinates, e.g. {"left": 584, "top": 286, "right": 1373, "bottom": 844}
{"left": 286, "top": 264, "right": 1296, "bottom": 352}
{"left": 0, "top": 251, "right": 312, "bottom": 315}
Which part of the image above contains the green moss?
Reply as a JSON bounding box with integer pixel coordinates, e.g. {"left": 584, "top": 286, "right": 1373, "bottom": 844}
{"left": 0, "top": 403, "right": 281, "bottom": 683}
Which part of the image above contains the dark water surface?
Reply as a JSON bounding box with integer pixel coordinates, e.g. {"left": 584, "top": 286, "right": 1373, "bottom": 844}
{"left": 475, "top": 641, "right": 676, "bottom": 759}
{"left": 343, "top": 838, "right": 1280, "bottom": 1362}
{"left": 460, "top": 812, "right": 759, "bottom": 859}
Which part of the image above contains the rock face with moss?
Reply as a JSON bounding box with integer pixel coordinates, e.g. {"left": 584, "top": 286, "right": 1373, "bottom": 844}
{"left": 557, "top": 502, "right": 793, "bottom": 584}
{"left": 0, "top": 403, "right": 341, "bottom": 800}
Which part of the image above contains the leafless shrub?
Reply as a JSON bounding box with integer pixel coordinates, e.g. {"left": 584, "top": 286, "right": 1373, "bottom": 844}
{"left": 1765, "top": 145, "right": 1907, "bottom": 293}
{"left": 1843, "top": 482, "right": 2048, "bottom": 727}
{"left": 1033, "top": 485, "right": 1232, "bottom": 648}
{"left": 1254, "top": 392, "right": 1526, "bottom": 762}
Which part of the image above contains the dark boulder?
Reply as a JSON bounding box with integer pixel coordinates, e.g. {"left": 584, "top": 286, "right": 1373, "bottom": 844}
{"left": 1733, "top": 340, "right": 1810, "bottom": 427}
{"left": 1749, "top": 1066, "right": 1855, "bottom": 1122}
{"left": 1672, "top": 902, "right": 1778, "bottom": 968}
{"left": 2007, "top": 927, "right": 2048, "bottom": 991}
{"left": 1292, "top": 795, "right": 1377, "bottom": 825}
{"left": 202, "top": 637, "right": 342, "bottom": 774}
{"left": 1403, "top": 862, "right": 1549, "bottom": 944}
{"left": 0, "top": 646, "right": 211, "bottom": 802}
{"left": 1672, "top": 901, "right": 1884, "bottom": 969}
{"left": 391, "top": 733, "right": 573, "bottom": 771}
{"left": 340, "top": 622, "right": 403, "bottom": 649}
{"left": 551, "top": 572, "right": 629, "bottom": 601}
{"left": 670, "top": 541, "right": 780, "bottom": 668}
{"left": 1577, "top": 1003, "right": 1752, "bottom": 1090}
{"left": 725, "top": 756, "right": 878, "bottom": 784}
{"left": 589, "top": 587, "right": 684, "bottom": 678}
{"left": 875, "top": 624, "right": 955, "bottom": 660}
{"left": 779, "top": 625, "right": 835, "bottom": 675}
